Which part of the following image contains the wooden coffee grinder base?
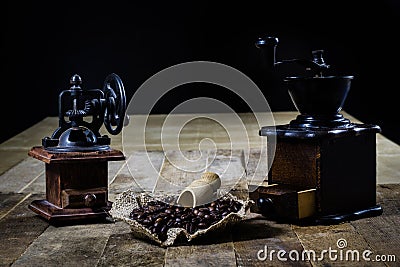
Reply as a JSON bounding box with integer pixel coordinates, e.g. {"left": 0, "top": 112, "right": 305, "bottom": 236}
{"left": 28, "top": 146, "right": 125, "bottom": 224}
{"left": 251, "top": 123, "right": 383, "bottom": 224}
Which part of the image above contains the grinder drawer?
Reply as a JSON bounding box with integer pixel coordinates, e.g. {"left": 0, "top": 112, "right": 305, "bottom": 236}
{"left": 61, "top": 187, "right": 108, "bottom": 208}
{"left": 249, "top": 184, "right": 316, "bottom": 221}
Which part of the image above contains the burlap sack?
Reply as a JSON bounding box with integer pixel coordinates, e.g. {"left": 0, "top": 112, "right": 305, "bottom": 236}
{"left": 109, "top": 189, "right": 253, "bottom": 247}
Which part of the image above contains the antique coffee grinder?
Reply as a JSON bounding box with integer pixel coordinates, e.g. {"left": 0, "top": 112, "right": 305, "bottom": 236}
{"left": 250, "top": 36, "right": 383, "bottom": 224}
{"left": 28, "top": 73, "right": 127, "bottom": 223}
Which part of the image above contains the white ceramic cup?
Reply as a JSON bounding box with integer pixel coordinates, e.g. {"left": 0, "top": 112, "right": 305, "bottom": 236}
{"left": 177, "top": 172, "right": 221, "bottom": 207}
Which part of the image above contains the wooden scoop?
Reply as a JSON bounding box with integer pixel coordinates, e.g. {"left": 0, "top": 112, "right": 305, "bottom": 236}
{"left": 177, "top": 172, "right": 221, "bottom": 207}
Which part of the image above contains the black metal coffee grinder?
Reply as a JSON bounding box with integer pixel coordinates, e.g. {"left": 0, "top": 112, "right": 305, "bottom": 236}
{"left": 249, "top": 37, "right": 383, "bottom": 224}
{"left": 28, "top": 73, "right": 127, "bottom": 223}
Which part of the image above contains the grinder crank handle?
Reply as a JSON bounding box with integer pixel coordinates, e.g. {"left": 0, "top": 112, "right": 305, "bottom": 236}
{"left": 255, "top": 36, "right": 279, "bottom": 68}
{"left": 255, "top": 36, "right": 330, "bottom": 75}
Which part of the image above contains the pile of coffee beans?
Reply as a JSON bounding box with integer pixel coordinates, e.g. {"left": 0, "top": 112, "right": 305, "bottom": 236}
{"left": 129, "top": 197, "right": 243, "bottom": 241}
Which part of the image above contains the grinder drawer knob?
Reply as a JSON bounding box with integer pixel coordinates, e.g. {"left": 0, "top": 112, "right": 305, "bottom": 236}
{"left": 84, "top": 193, "right": 97, "bottom": 207}
{"left": 257, "top": 197, "right": 274, "bottom": 215}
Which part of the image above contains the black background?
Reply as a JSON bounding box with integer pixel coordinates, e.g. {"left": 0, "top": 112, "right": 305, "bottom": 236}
{"left": 3, "top": 1, "right": 399, "bottom": 145}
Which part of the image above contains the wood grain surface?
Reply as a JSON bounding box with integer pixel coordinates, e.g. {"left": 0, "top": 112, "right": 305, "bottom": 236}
{"left": 0, "top": 112, "right": 399, "bottom": 266}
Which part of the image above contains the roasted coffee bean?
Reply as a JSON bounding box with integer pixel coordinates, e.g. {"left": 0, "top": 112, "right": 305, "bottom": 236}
{"left": 142, "top": 219, "right": 151, "bottom": 225}
{"left": 137, "top": 213, "right": 147, "bottom": 219}
{"left": 189, "top": 223, "right": 197, "bottom": 234}
{"left": 191, "top": 217, "right": 200, "bottom": 223}
{"left": 165, "top": 208, "right": 173, "bottom": 214}
{"left": 197, "top": 222, "right": 207, "bottom": 229}
{"left": 157, "top": 212, "right": 168, "bottom": 219}
{"left": 180, "top": 214, "right": 190, "bottom": 221}
{"left": 155, "top": 217, "right": 164, "bottom": 224}
{"left": 185, "top": 223, "right": 190, "bottom": 232}
{"left": 129, "top": 197, "right": 243, "bottom": 241}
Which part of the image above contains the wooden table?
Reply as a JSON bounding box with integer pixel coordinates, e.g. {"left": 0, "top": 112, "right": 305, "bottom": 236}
{"left": 1, "top": 112, "right": 399, "bottom": 266}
